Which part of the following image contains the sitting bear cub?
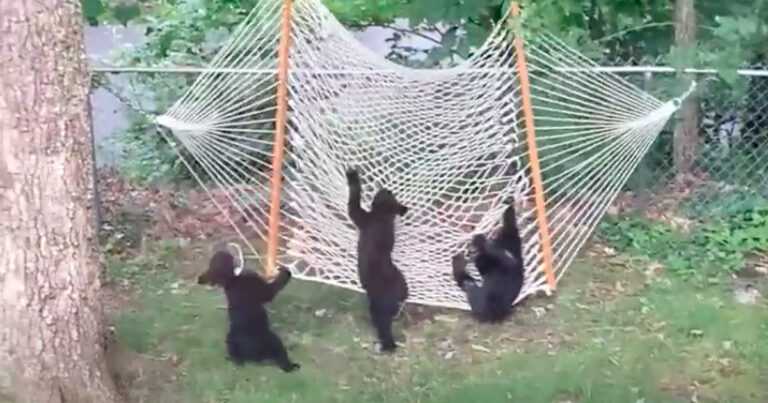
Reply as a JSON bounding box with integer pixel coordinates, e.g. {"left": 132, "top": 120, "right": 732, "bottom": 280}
{"left": 198, "top": 250, "right": 299, "bottom": 372}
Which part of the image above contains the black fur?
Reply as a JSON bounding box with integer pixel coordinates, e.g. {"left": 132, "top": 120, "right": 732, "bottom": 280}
{"left": 346, "top": 168, "right": 409, "bottom": 352}
{"left": 452, "top": 203, "right": 524, "bottom": 323}
{"left": 197, "top": 251, "right": 299, "bottom": 372}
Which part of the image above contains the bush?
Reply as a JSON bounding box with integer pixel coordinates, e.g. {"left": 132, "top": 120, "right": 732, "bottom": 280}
{"left": 597, "top": 194, "right": 768, "bottom": 278}
{"left": 104, "top": 0, "right": 260, "bottom": 184}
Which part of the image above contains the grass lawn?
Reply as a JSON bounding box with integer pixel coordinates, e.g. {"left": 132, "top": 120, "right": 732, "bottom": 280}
{"left": 105, "top": 239, "right": 768, "bottom": 403}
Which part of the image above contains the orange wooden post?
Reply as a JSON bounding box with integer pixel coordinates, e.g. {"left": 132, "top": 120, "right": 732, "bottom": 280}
{"left": 511, "top": 2, "right": 557, "bottom": 290}
{"left": 265, "top": 0, "right": 294, "bottom": 279}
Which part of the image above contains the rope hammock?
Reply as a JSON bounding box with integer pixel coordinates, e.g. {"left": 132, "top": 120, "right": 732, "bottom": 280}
{"left": 156, "top": 0, "right": 695, "bottom": 310}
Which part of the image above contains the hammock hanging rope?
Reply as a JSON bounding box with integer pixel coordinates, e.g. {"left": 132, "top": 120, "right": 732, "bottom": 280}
{"left": 157, "top": 0, "right": 694, "bottom": 310}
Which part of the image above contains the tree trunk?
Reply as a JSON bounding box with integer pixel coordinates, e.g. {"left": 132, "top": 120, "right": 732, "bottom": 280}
{"left": 0, "top": 1, "right": 121, "bottom": 402}
{"left": 673, "top": 0, "right": 698, "bottom": 175}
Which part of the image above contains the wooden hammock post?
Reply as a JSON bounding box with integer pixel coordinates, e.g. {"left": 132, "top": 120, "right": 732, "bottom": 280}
{"left": 510, "top": 2, "right": 557, "bottom": 291}
{"left": 265, "top": 0, "right": 294, "bottom": 279}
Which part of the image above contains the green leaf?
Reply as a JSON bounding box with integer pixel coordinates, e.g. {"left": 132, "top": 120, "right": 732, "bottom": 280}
{"left": 668, "top": 44, "right": 699, "bottom": 70}
{"left": 441, "top": 26, "right": 459, "bottom": 49}
{"left": 465, "top": 23, "right": 490, "bottom": 47}
{"left": 82, "top": 0, "right": 106, "bottom": 26}
{"left": 427, "top": 46, "right": 451, "bottom": 62}
{"left": 112, "top": 3, "right": 142, "bottom": 26}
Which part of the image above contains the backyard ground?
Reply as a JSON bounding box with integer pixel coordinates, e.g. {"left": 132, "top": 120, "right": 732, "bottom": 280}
{"left": 97, "top": 171, "right": 768, "bottom": 403}
{"left": 102, "top": 235, "right": 767, "bottom": 403}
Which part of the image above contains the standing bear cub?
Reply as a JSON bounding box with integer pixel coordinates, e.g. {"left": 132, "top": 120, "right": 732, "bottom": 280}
{"left": 346, "top": 168, "right": 409, "bottom": 352}
{"left": 197, "top": 249, "right": 300, "bottom": 372}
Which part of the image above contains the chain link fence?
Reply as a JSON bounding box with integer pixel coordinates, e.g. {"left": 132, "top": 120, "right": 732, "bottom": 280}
{"left": 93, "top": 61, "right": 768, "bottom": 224}
{"left": 590, "top": 63, "right": 768, "bottom": 220}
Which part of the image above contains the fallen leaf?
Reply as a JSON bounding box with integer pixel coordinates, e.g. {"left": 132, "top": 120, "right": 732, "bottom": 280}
{"left": 688, "top": 329, "right": 704, "bottom": 338}
{"left": 434, "top": 315, "right": 458, "bottom": 323}
{"left": 470, "top": 344, "right": 491, "bottom": 353}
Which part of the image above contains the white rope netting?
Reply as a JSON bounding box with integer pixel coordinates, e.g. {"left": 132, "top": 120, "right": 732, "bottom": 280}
{"left": 157, "top": 0, "right": 690, "bottom": 310}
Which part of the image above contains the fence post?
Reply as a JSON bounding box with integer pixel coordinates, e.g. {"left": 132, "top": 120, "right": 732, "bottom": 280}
{"left": 87, "top": 89, "right": 102, "bottom": 232}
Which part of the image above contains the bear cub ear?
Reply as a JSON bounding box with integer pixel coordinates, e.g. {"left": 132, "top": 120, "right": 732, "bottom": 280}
{"left": 198, "top": 250, "right": 237, "bottom": 286}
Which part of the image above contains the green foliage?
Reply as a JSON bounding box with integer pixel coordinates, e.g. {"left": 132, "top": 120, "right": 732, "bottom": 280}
{"left": 106, "top": 0, "right": 251, "bottom": 184}
{"left": 697, "top": 1, "right": 768, "bottom": 83}
{"left": 625, "top": 128, "right": 674, "bottom": 191}
{"left": 684, "top": 186, "right": 768, "bottom": 218}
{"left": 118, "top": 114, "right": 195, "bottom": 184}
{"left": 519, "top": 0, "right": 673, "bottom": 61}
{"left": 598, "top": 198, "right": 768, "bottom": 278}
{"left": 324, "top": 0, "right": 405, "bottom": 26}
{"left": 687, "top": 191, "right": 768, "bottom": 266}
{"left": 97, "top": 0, "right": 768, "bottom": 184}
{"left": 696, "top": 211, "right": 768, "bottom": 263}
{"left": 85, "top": 0, "right": 768, "bottom": 70}
{"left": 104, "top": 67, "right": 200, "bottom": 184}
{"left": 113, "top": 3, "right": 142, "bottom": 26}
{"left": 81, "top": 0, "right": 145, "bottom": 26}
{"left": 598, "top": 215, "right": 694, "bottom": 274}
{"left": 700, "top": 151, "right": 768, "bottom": 188}
{"left": 82, "top": 0, "right": 106, "bottom": 25}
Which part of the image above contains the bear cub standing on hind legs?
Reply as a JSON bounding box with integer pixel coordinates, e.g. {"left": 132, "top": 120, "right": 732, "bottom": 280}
{"left": 197, "top": 248, "right": 300, "bottom": 372}
{"left": 346, "top": 168, "right": 409, "bottom": 352}
{"left": 452, "top": 202, "right": 525, "bottom": 323}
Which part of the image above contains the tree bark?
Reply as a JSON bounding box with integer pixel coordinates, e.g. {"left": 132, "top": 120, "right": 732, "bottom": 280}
{"left": 0, "top": 1, "right": 121, "bottom": 402}
{"left": 673, "top": 0, "right": 698, "bottom": 175}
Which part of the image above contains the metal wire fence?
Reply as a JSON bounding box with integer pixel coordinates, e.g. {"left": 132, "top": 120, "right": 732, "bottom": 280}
{"left": 93, "top": 62, "right": 768, "bottom": 222}
{"left": 597, "top": 64, "right": 768, "bottom": 219}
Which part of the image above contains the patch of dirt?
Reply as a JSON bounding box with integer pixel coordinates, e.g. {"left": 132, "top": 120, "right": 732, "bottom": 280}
{"left": 732, "top": 253, "right": 768, "bottom": 305}
{"left": 731, "top": 280, "right": 763, "bottom": 305}
{"left": 171, "top": 240, "right": 214, "bottom": 281}
{"left": 98, "top": 168, "right": 263, "bottom": 245}
{"left": 608, "top": 172, "right": 714, "bottom": 231}
{"left": 102, "top": 282, "right": 135, "bottom": 319}
{"left": 106, "top": 341, "right": 183, "bottom": 403}
{"left": 738, "top": 252, "right": 768, "bottom": 278}
{"left": 401, "top": 303, "right": 453, "bottom": 325}
{"left": 659, "top": 378, "right": 722, "bottom": 403}
{"left": 101, "top": 264, "right": 175, "bottom": 403}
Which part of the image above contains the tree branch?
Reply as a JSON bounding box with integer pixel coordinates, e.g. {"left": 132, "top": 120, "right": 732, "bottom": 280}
{"left": 382, "top": 24, "right": 445, "bottom": 46}
{"left": 595, "top": 21, "right": 675, "bottom": 43}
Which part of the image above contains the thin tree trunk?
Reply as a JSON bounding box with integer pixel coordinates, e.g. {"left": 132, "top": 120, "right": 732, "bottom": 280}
{"left": 0, "top": 1, "right": 121, "bottom": 402}
{"left": 673, "top": 0, "right": 698, "bottom": 175}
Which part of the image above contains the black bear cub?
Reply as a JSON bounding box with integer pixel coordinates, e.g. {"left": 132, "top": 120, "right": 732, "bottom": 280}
{"left": 346, "top": 168, "right": 409, "bottom": 352}
{"left": 452, "top": 202, "right": 525, "bottom": 323}
{"left": 197, "top": 250, "right": 299, "bottom": 372}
